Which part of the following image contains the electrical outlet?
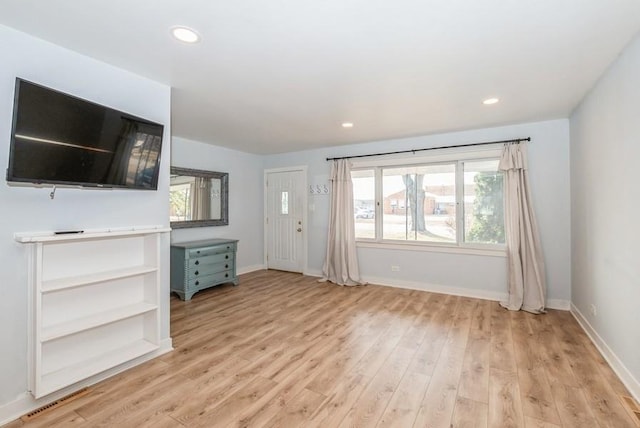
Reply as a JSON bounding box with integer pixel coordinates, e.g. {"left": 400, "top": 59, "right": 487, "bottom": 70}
{"left": 391, "top": 265, "right": 400, "bottom": 272}
{"left": 590, "top": 304, "right": 597, "bottom": 316}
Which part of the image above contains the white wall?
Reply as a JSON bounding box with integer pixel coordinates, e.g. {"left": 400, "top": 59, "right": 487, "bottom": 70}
{"left": 264, "top": 119, "right": 571, "bottom": 305}
{"left": 171, "top": 137, "right": 264, "bottom": 272}
{"left": 570, "top": 33, "right": 640, "bottom": 396}
{"left": 0, "top": 25, "right": 171, "bottom": 409}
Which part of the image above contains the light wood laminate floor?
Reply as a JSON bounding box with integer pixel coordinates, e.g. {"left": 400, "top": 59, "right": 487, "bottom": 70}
{"left": 6, "top": 270, "right": 638, "bottom": 427}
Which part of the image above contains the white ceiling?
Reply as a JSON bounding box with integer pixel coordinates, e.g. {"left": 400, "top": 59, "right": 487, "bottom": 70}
{"left": 1, "top": 1, "right": 640, "bottom": 154}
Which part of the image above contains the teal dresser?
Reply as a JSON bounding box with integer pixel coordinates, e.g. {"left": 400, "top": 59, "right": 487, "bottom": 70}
{"left": 170, "top": 239, "right": 239, "bottom": 301}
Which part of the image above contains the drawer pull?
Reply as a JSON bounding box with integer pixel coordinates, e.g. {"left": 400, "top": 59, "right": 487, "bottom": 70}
{"left": 196, "top": 250, "right": 200, "bottom": 254}
{"left": 195, "top": 281, "right": 199, "bottom": 286}
{"left": 225, "top": 264, "right": 229, "bottom": 269}
{"left": 194, "top": 271, "right": 199, "bottom": 276}
{"left": 195, "top": 260, "right": 199, "bottom": 265}
{"left": 226, "top": 246, "right": 230, "bottom": 249}
{"left": 225, "top": 255, "right": 229, "bottom": 259}
{"left": 225, "top": 273, "right": 229, "bottom": 278}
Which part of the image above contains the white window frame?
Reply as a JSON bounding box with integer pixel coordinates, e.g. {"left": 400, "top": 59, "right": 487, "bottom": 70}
{"left": 352, "top": 146, "right": 507, "bottom": 257}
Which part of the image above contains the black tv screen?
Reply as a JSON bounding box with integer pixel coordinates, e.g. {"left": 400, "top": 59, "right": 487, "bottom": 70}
{"left": 7, "top": 78, "right": 164, "bottom": 190}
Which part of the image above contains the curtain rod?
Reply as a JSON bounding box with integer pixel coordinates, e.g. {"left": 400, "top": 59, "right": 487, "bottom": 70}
{"left": 325, "top": 137, "right": 531, "bottom": 161}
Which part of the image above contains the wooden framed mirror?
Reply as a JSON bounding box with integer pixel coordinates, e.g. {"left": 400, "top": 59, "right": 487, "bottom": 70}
{"left": 169, "top": 167, "right": 229, "bottom": 228}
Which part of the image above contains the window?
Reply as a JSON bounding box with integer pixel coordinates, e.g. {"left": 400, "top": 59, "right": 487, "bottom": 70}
{"left": 382, "top": 164, "right": 456, "bottom": 242}
{"left": 281, "top": 191, "right": 289, "bottom": 215}
{"left": 352, "top": 169, "right": 375, "bottom": 239}
{"left": 351, "top": 151, "right": 505, "bottom": 249}
{"left": 463, "top": 159, "right": 504, "bottom": 244}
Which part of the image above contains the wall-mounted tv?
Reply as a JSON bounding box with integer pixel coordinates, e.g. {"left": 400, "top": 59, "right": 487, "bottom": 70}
{"left": 7, "top": 78, "right": 164, "bottom": 190}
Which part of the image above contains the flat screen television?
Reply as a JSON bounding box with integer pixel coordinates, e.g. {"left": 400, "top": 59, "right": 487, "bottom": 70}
{"left": 7, "top": 78, "right": 164, "bottom": 190}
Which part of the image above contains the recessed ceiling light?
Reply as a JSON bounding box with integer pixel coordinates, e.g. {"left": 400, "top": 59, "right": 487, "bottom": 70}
{"left": 342, "top": 122, "right": 354, "bottom": 128}
{"left": 171, "top": 26, "right": 200, "bottom": 43}
{"left": 483, "top": 97, "right": 499, "bottom": 105}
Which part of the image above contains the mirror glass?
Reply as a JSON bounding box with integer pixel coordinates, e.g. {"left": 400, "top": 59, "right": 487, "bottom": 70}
{"left": 169, "top": 167, "right": 228, "bottom": 228}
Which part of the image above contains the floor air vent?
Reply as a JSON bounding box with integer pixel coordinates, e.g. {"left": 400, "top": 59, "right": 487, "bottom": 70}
{"left": 21, "top": 387, "right": 90, "bottom": 421}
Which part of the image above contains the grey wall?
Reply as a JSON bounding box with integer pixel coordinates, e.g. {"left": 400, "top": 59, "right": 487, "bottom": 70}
{"left": 0, "top": 25, "right": 171, "bottom": 407}
{"left": 264, "top": 119, "right": 571, "bottom": 304}
{"left": 570, "top": 33, "right": 640, "bottom": 392}
{"left": 171, "top": 137, "right": 264, "bottom": 272}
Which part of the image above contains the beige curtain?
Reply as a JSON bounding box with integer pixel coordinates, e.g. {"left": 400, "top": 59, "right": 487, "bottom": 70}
{"left": 322, "top": 159, "right": 362, "bottom": 286}
{"left": 499, "top": 143, "right": 546, "bottom": 313}
{"left": 191, "top": 177, "right": 211, "bottom": 220}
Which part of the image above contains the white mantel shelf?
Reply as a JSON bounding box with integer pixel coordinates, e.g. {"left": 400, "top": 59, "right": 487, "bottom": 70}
{"left": 15, "top": 225, "right": 171, "bottom": 243}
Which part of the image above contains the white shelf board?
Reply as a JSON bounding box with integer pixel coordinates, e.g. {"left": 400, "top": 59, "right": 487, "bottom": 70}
{"left": 38, "top": 339, "right": 158, "bottom": 398}
{"left": 15, "top": 226, "right": 171, "bottom": 243}
{"left": 41, "top": 303, "right": 158, "bottom": 342}
{"left": 42, "top": 265, "right": 158, "bottom": 293}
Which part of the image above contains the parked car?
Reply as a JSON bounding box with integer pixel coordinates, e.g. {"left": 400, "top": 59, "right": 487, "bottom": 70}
{"left": 355, "top": 208, "right": 374, "bottom": 219}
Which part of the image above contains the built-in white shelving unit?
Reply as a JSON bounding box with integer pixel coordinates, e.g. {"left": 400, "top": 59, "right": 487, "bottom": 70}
{"left": 16, "top": 226, "right": 170, "bottom": 398}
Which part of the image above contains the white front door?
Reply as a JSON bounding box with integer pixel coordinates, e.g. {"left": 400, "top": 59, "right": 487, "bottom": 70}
{"left": 266, "top": 170, "right": 305, "bottom": 272}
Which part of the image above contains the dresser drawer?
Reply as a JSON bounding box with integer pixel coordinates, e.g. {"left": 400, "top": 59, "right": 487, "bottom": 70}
{"left": 187, "top": 261, "right": 233, "bottom": 279}
{"left": 187, "top": 270, "right": 234, "bottom": 289}
{"left": 188, "top": 252, "right": 233, "bottom": 268}
{"left": 188, "top": 243, "right": 236, "bottom": 257}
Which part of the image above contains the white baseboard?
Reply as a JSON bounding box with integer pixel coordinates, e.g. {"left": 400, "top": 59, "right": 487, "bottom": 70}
{"left": 308, "top": 271, "right": 571, "bottom": 310}
{"left": 237, "top": 264, "right": 266, "bottom": 275}
{"left": 361, "top": 275, "right": 507, "bottom": 302}
{"left": 0, "top": 393, "right": 31, "bottom": 428}
{"left": 547, "top": 299, "right": 571, "bottom": 311}
{"left": 0, "top": 338, "right": 173, "bottom": 426}
{"left": 570, "top": 304, "right": 640, "bottom": 402}
{"left": 304, "top": 269, "right": 323, "bottom": 278}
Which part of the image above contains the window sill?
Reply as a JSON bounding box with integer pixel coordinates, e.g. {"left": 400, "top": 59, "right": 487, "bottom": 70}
{"left": 355, "top": 240, "right": 507, "bottom": 257}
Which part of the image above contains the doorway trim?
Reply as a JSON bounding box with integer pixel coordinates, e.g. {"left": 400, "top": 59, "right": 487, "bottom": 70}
{"left": 263, "top": 166, "right": 308, "bottom": 274}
